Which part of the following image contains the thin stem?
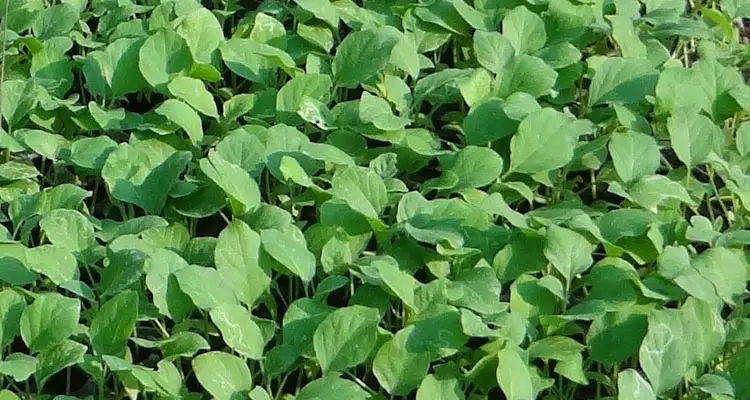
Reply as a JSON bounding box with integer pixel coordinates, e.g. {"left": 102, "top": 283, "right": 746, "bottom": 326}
{"left": 0, "top": 0, "right": 10, "bottom": 132}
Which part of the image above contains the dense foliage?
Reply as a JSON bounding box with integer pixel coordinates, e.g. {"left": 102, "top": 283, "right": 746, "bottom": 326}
{"left": 0, "top": 0, "right": 749, "bottom": 398}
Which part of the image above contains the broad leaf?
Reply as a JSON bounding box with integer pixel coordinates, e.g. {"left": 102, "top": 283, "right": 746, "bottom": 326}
{"left": 313, "top": 305, "right": 380, "bottom": 372}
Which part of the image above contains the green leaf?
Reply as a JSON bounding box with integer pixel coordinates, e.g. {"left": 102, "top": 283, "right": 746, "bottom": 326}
{"left": 313, "top": 305, "right": 380, "bottom": 372}
{"left": 200, "top": 150, "right": 262, "bottom": 215}
{"left": 413, "top": 0, "right": 472, "bottom": 36}
{"left": 39, "top": 210, "right": 95, "bottom": 256}
{"left": 0, "top": 353, "right": 37, "bottom": 382}
{"left": 0, "top": 245, "right": 37, "bottom": 286}
{"left": 373, "top": 328, "right": 430, "bottom": 395}
{"left": 145, "top": 249, "right": 193, "bottom": 321}
{"left": 276, "top": 73, "right": 333, "bottom": 126}
{"left": 494, "top": 55, "right": 557, "bottom": 98}
{"left": 297, "top": 376, "right": 372, "bottom": 400}
{"left": 193, "top": 352, "right": 253, "bottom": 400}
{"left": 628, "top": 175, "right": 693, "bottom": 212}
{"left": 617, "top": 369, "right": 656, "bottom": 400}
{"left": 608, "top": 130, "right": 661, "bottom": 183}
{"left": 25, "top": 245, "right": 78, "bottom": 285}
{"left": 332, "top": 166, "right": 388, "bottom": 226}
{"left": 100, "top": 249, "right": 148, "bottom": 297}
{"left": 155, "top": 99, "right": 205, "bottom": 146}
{"left": 534, "top": 43, "right": 581, "bottom": 69}
{"left": 0, "top": 390, "right": 19, "bottom": 400}
{"left": 294, "top": 0, "right": 339, "bottom": 28}
{"left": 439, "top": 146, "right": 503, "bottom": 190}
{"left": 544, "top": 225, "right": 594, "bottom": 284}
{"left": 298, "top": 22, "right": 334, "bottom": 52}
{"left": 0, "top": 161, "right": 39, "bottom": 180}
{"left": 359, "top": 92, "right": 409, "bottom": 131}
{"left": 667, "top": 107, "right": 722, "bottom": 169}
{"left": 608, "top": 15, "right": 647, "bottom": 59}
{"left": 215, "top": 129, "right": 267, "bottom": 175}
{"left": 503, "top": 6, "right": 546, "bottom": 54}
{"left": 332, "top": 27, "right": 401, "bottom": 87}
{"left": 250, "top": 13, "right": 287, "bottom": 48}
{"left": 588, "top": 58, "right": 658, "bottom": 106}
{"left": 138, "top": 29, "right": 193, "bottom": 90}
{"left": 416, "top": 371, "right": 464, "bottom": 400}
{"left": 174, "top": 265, "right": 238, "bottom": 310}
{"left": 528, "top": 336, "right": 585, "bottom": 360}
{"left": 102, "top": 145, "right": 192, "bottom": 215}
{"left": 588, "top": 309, "right": 648, "bottom": 366}
{"left": 737, "top": 121, "right": 750, "bottom": 156}
{"left": 210, "top": 304, "right": 265, "bottom": 359}
{"left": 473, "top": 31, "right": 514, "bottom": 74}
{"left": 161, "top": 332, "right": 211, "bottom": 360}
{"left": 407, "top": 304, "right": 468, "bottom": 352}
{"left": 215, "top": 219, "right": 271, "bottom": 307}
{"left": 220, "top": 38, "right": 297, "bottom": 85}
{"left": 84, "top": 38, "right": 148, "bottom": 98}
{"left": 36, "top": 340, "right": 87, "bottom": 386}
{"left": 16, "top": 129, "right": 69, "bottom": 161}
{"left": 1, "top": 80, "right": 39, "bottom": 128}
{"left": 168, "top": 76, "right": 219, "bottom": 118}
{"left": 32, "top": 4, "right": 79, "bottom": 40}
{"left": 175, "top": 8, "right": 225, "bottom": 64}
{"left": 0, "top": 290, "right": 25, "bottom": 348}
{"left": 20, "top": 293, "right": 80, "bottom": 353}
{"left": 509, "top": 108, "right": 577, "bottom": 174}
{"left": 90, "top": 291, "right": 138, "bottom": 356}
{"left": 638, "top": 303, "right": 697, "bottom": 395}
{"left": 691, "top": 248, "right": 747, "bottom": 305}
{"left": 261, "top": 225, "right": 316, "bottom": 282}
{"left": 729, "top": 347, "right": 750, "bottom": 400}
{"left": 496, "top": 345, "right": 534, "bottom": 400}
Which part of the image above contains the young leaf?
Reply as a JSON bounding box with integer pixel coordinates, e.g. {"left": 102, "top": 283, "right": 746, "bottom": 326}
{"left": 175, "top": 8, "right": 225, "bottom": 65}
{"left": 200, "top": 150, "right": 262, "bottom": 215}
{"left": 332, "top": 27, "right": 401, "bottom": 87}
{"left": 155, "top": 99, "right": 205, "bottom": 146}
{"left": 90, "top": 291, "right": 138, "bottom": 356}
{"left": 494, "top": 55, "right": 557, "bottom": 98}
{"left": 373, "top": 328, "right": 430, "bottom": 395}
{"left": 1, "top": 80, "right": 39, "bottom": 128}
{"left": 210, "top": 304, "right": 265, "bottom": 359}
{"left": 25, "top": 245, "right": 78, "bottom": 286}
{"left": 168, "top": 76, "right": 219, "bottom": 118}
{"left": 193, "top": 352, "right": 254, "bottom": 400}
{"left": 32, "top": 4, "right": 79, "bottom": 40}
{"left": 608, "top": 130, "right": 660, "bottom": 183}
{"left": 260, "top": 225, "right": 316, "bottom": 282}
{"left": 544, "top": 225, "right": 594, "bottom": 284}
{"left": 297, "top": 376, "right": 371, "bottom": 400}
{"left": 588, "top": 58, "right": 658, "bottom": 106}
{"left": 509, "top": 108, "right": 576, "bottom": 174}
{"left": 138, "top": 29, "right": 193, "bottom": 90}
{"left": 496, "top": 345, "right": 534, "bottom": 400}
{"left": 0, "top": 353, "right": 37, "bottom": 382}
{"left": 503, "top": 6, "right": 546, "bottom": 54}
{"left": 0, "top": 290, "right": 25, "bottom": 348}
{"left": 145, "top": 249, "right": 193, "bottom": 321}
{"left": 667, "top": 107, "right": 722, "bottom": 169}
{"left": 473, "top": 31, "right": 514, "bottom": 74}
{"left": 102, "top": 146, "right": 192, "bottom": 215}
{"left": 36, "top": 340, "right": 87, "bottom": 387}
{"left": 215, "top": 220, "right": 271, "bottom": 307}
{"left": 439, "top": 146, "right": 503, "bottom": 190}
{"left": 20, "top": 293, "right": 80, "bottom": 353}
{"left": 313, "top": 305, "right": 380, "bottom": 372}
{"left": 174, "top": 265, "right": 239, "bottom": 310}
